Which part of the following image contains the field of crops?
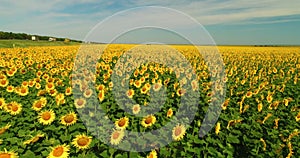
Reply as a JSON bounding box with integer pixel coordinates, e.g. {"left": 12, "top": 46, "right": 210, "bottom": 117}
{"left": 0, "top": 45, "right": 299, "bottom": 158}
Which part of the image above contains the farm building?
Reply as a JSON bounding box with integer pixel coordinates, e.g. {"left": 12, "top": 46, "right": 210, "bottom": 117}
{"left": 31, "top": 36, "right": 36, "bottom": 41}
{"left": 49, "top": 37, "right": 56, "bottom": 41}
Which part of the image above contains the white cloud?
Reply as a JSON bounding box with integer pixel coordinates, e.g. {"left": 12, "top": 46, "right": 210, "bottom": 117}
{"left": 1, "top": 0, "right": 300, "bottom": 40}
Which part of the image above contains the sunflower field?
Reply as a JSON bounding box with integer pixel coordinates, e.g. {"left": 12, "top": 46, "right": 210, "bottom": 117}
{"left": 0, "top": 45, "right": 300, "bottom": 158}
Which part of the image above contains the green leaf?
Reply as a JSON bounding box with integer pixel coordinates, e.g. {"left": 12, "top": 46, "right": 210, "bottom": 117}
{"left": 227, "top": 134, "right": 240, "bottom": 144}
{"left": 23, "top": 150, "right": 36, "bottom": 158}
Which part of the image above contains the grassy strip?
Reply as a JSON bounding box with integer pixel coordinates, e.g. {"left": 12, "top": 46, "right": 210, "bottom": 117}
{"left": 0, "top": 39, "right": 81, "bottom": 48}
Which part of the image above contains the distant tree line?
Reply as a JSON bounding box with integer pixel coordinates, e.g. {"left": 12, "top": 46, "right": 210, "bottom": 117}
{"left": 0, "top": 31, "right": 82, "bottom": 43}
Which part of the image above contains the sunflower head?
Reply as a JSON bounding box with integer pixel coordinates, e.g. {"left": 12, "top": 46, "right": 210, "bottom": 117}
{"left": 61, "top": 112, "right": 77, "bottom": 126}
{"left": 0, "top": 98, "right": 6, "bottom": 109}
{"left": 126, "top": 89, "right": 135, "bottom": 99}
{"left": 0, "top": 149, "right": 18, "bottom": 158}
{"left": 6, "top": 86, "right": 14, "bottom": 93}
{"left": 141, "top": 115, "right": 156, "bottom": 128}
{"left": 72, "top": 134, "right": 92, "bottom": 150}
{"left": 65, "top": 87, "right": 72, "bottom": 96}
{"left": 115, "top": 117, "right": 129, "bottom": 130}
{"left": 215, "top": 122, "right": 221, "bottom": 135}
{"left": 132, "top": 104, "right": 141, "bottom": 115}
{"left": 147, "top": 150, "right": 158, "bottom": 158}
{"left": 98, "top": 91, "right": 105, "bottom": 102}
{"left": 166, "top": 108, "right": 173, "bottom": 118}
{"left": 47, "top": 144, "right": 70, "bottom": 158}
{"left": 32, "top": 98, "right": 47, "bottom": 112}
{"left": 110, "top": 129, "right": 125, "bottom": 145}
{"left": 38, "top": 110, "right": 55, "bottom": 125}
{"left": 75, "top": 98, "right": 86, "bottom": 109}
{"left": 172, "top": 124, "right": 186, "bottom": 141}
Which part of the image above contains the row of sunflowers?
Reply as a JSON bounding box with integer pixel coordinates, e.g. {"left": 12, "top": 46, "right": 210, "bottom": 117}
{"left": 0, "top": 45, "right": 299, "bottom": 157}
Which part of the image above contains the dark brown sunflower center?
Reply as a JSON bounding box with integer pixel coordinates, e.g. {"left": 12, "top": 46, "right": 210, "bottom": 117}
{"left": 0, "top": 153, "right": 11, "bottom": 158}
{"left": 175, "top": 127, "right": 182, "bottom": 136}
{"left": 77, "top": 137, "right": 89, "bottom": 146}
{"left": 145, "top": 117, "right": 152, "bottom": 124}
{"left": 53, "top": 146, "right": 64, "bottom": 157}
{"left": 35, "top": 101, "right": 42, "bottom": 108}
{"left": 118, "top": 119, "right": 126, "bottom": 127}
{"left": 112, "top": 132, "right": 120, "bottom": 139}
{"left": 77, "top": 100, "right": 84, "bottom": 106}
{"left": 21, "top": 88, "right": 26, "bottom": 93}
{"left": 12, "top": 105, "right": 18, "bottom": 112}
{"left": 42, "top": 112, "right": 51, "bottom": 120}
{"left": 64, "top": 115, "right": 74, "bottom": 123}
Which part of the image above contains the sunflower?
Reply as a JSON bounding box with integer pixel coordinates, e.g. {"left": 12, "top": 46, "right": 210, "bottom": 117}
{"left": 83, "top": 89, "right": 93, "bottom": 98}
{"left": 147, "top": 150, "right": 158, "bottom": 158}
{"left": 0, "top": 124, "right": 11, "bottom": 135}
{"left": 0, "top": 74, "right": 6, "bottom": 80}
{"left": 164, "top": 78, "right": 170, "bottom": 85}
{"left": 166, "top": 108, "right": 173, "bottom": 118}
{"left": 65, "top": 87, "right": 72, "bottom": 96}
{"left": 253, "top": 89, "right": 260, "bottom": 95}
{"left": 17, "top": 86, "right": 29, "bottom": 96}
{"left": 141, "top": 115, "right": 156, "bottom": 128}
{"left": 0, "top": 149, "right": 18, "bottom": 158}
{"left": 258, "top": 103, "right": 263, "bottom": 112}
{"left": 7, "top": 102, "right": 22, "bottom": 115}
{"left": 134, "top": 80, "right": 141, "bottom": 88}
{"left": 132, "top": 104, "right": 141, "bottom": 114}
{"left": 74, "top": 98, "right": 86, "bottom": 109}
{"left": 21, "top": 81, "right": 29, "bottom": 87}
{"left": 98, "top": 90, "right": 105, "bottom": 102}
{"left": 226, "top": 119, "right": 242, "bottom": 129}
{"left": 127, "top": 89, "right": 135, "bottom": 99}
{"left": 262, "top": 113, "right": 272, "bottom": 124}
{"left": 55, "top": 93, "right": 65, "bottom": 105}
{"left": 110, "top": 129, "right": 125, "bottom": 145}
{"left": 108, "top": 81, "right": 113, "bottom": 88}
{"left": 115, "top": 117, "right": 129, "bottom": 130}
{"left": 215, "top": 122, "right": 221, "bottom": 135}
{"left": 48, "top": 89, "right": 57, "bottom": 97}
{"left": 172, "top": 124, "right": 186, "bottom": 141}
{"left": 0, "top": 79, "right": 9, "bottom": 87}
{"left": 144, "top": 83, "right": 151, "bottom": 89}
{"left": 176, "top": 88, "right": 186, "bottom": 96}
{"left": 32, "top": 98, "right": 47, "bottom": 111}
{"left": 47, "top": 144, "right": 70, "bottom": 158}
{"left": 28, "top": 80, "right": 35, "bottom": 87}
{"left": 269, "top": 101, "right": 280, "bottom": 110}
{"left": 6, "top": 70, "right": 16, "bottom": 77}
{"left": 35, "top": 83, "right": 41, "bottom": 89}
{"left": 61, "top": 112, "right": 77, "bottom": 126}
{"left": 6, "top": 85, "right": 14, "bottom": 93}
{"left": 191, "top": 79, "right": 198, "bottom": 91}
{"left": 140, "top": 86, "right": 148, "bottom": 94}
{"left": 296, "top": 111, "right": 300, "bottom": 122}
{"left": 152, "top": 83, "right": 162, "bottom": 92}
{"left": 260, "top": 138, "right": 266, "bottom": 151}
{"left": 245, "top": 91, "right": 252, "bottom": 98}
{"left": 23, "top": 133, "right": 45, "bottom": 145}
{"left": 266, "top": 94, "right": 273, "bottom": 103}
{"left": 0, "top": 98, "right": 6, "bottom": 109}
{"left": 221, "top": 99, "right": 230, "bottom": 110}
{"left": 283, "top": 98, "right": 290, "bottom": 106}
{"left": 97, "top": 84, "right": 106, "bottom": 91}
{"left": 46, "top": 82, "right": 55, "bottom": 91}
{"left": 72, "top": 134, "right": 92, "bottom": 150}
{"left": 38, "top": 110, "right": 56, "bottom": 125}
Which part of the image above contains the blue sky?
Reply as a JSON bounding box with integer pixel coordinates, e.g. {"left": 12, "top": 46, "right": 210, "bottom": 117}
{"left": 1, "top": 0, "right": 300, "bottom": 45}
